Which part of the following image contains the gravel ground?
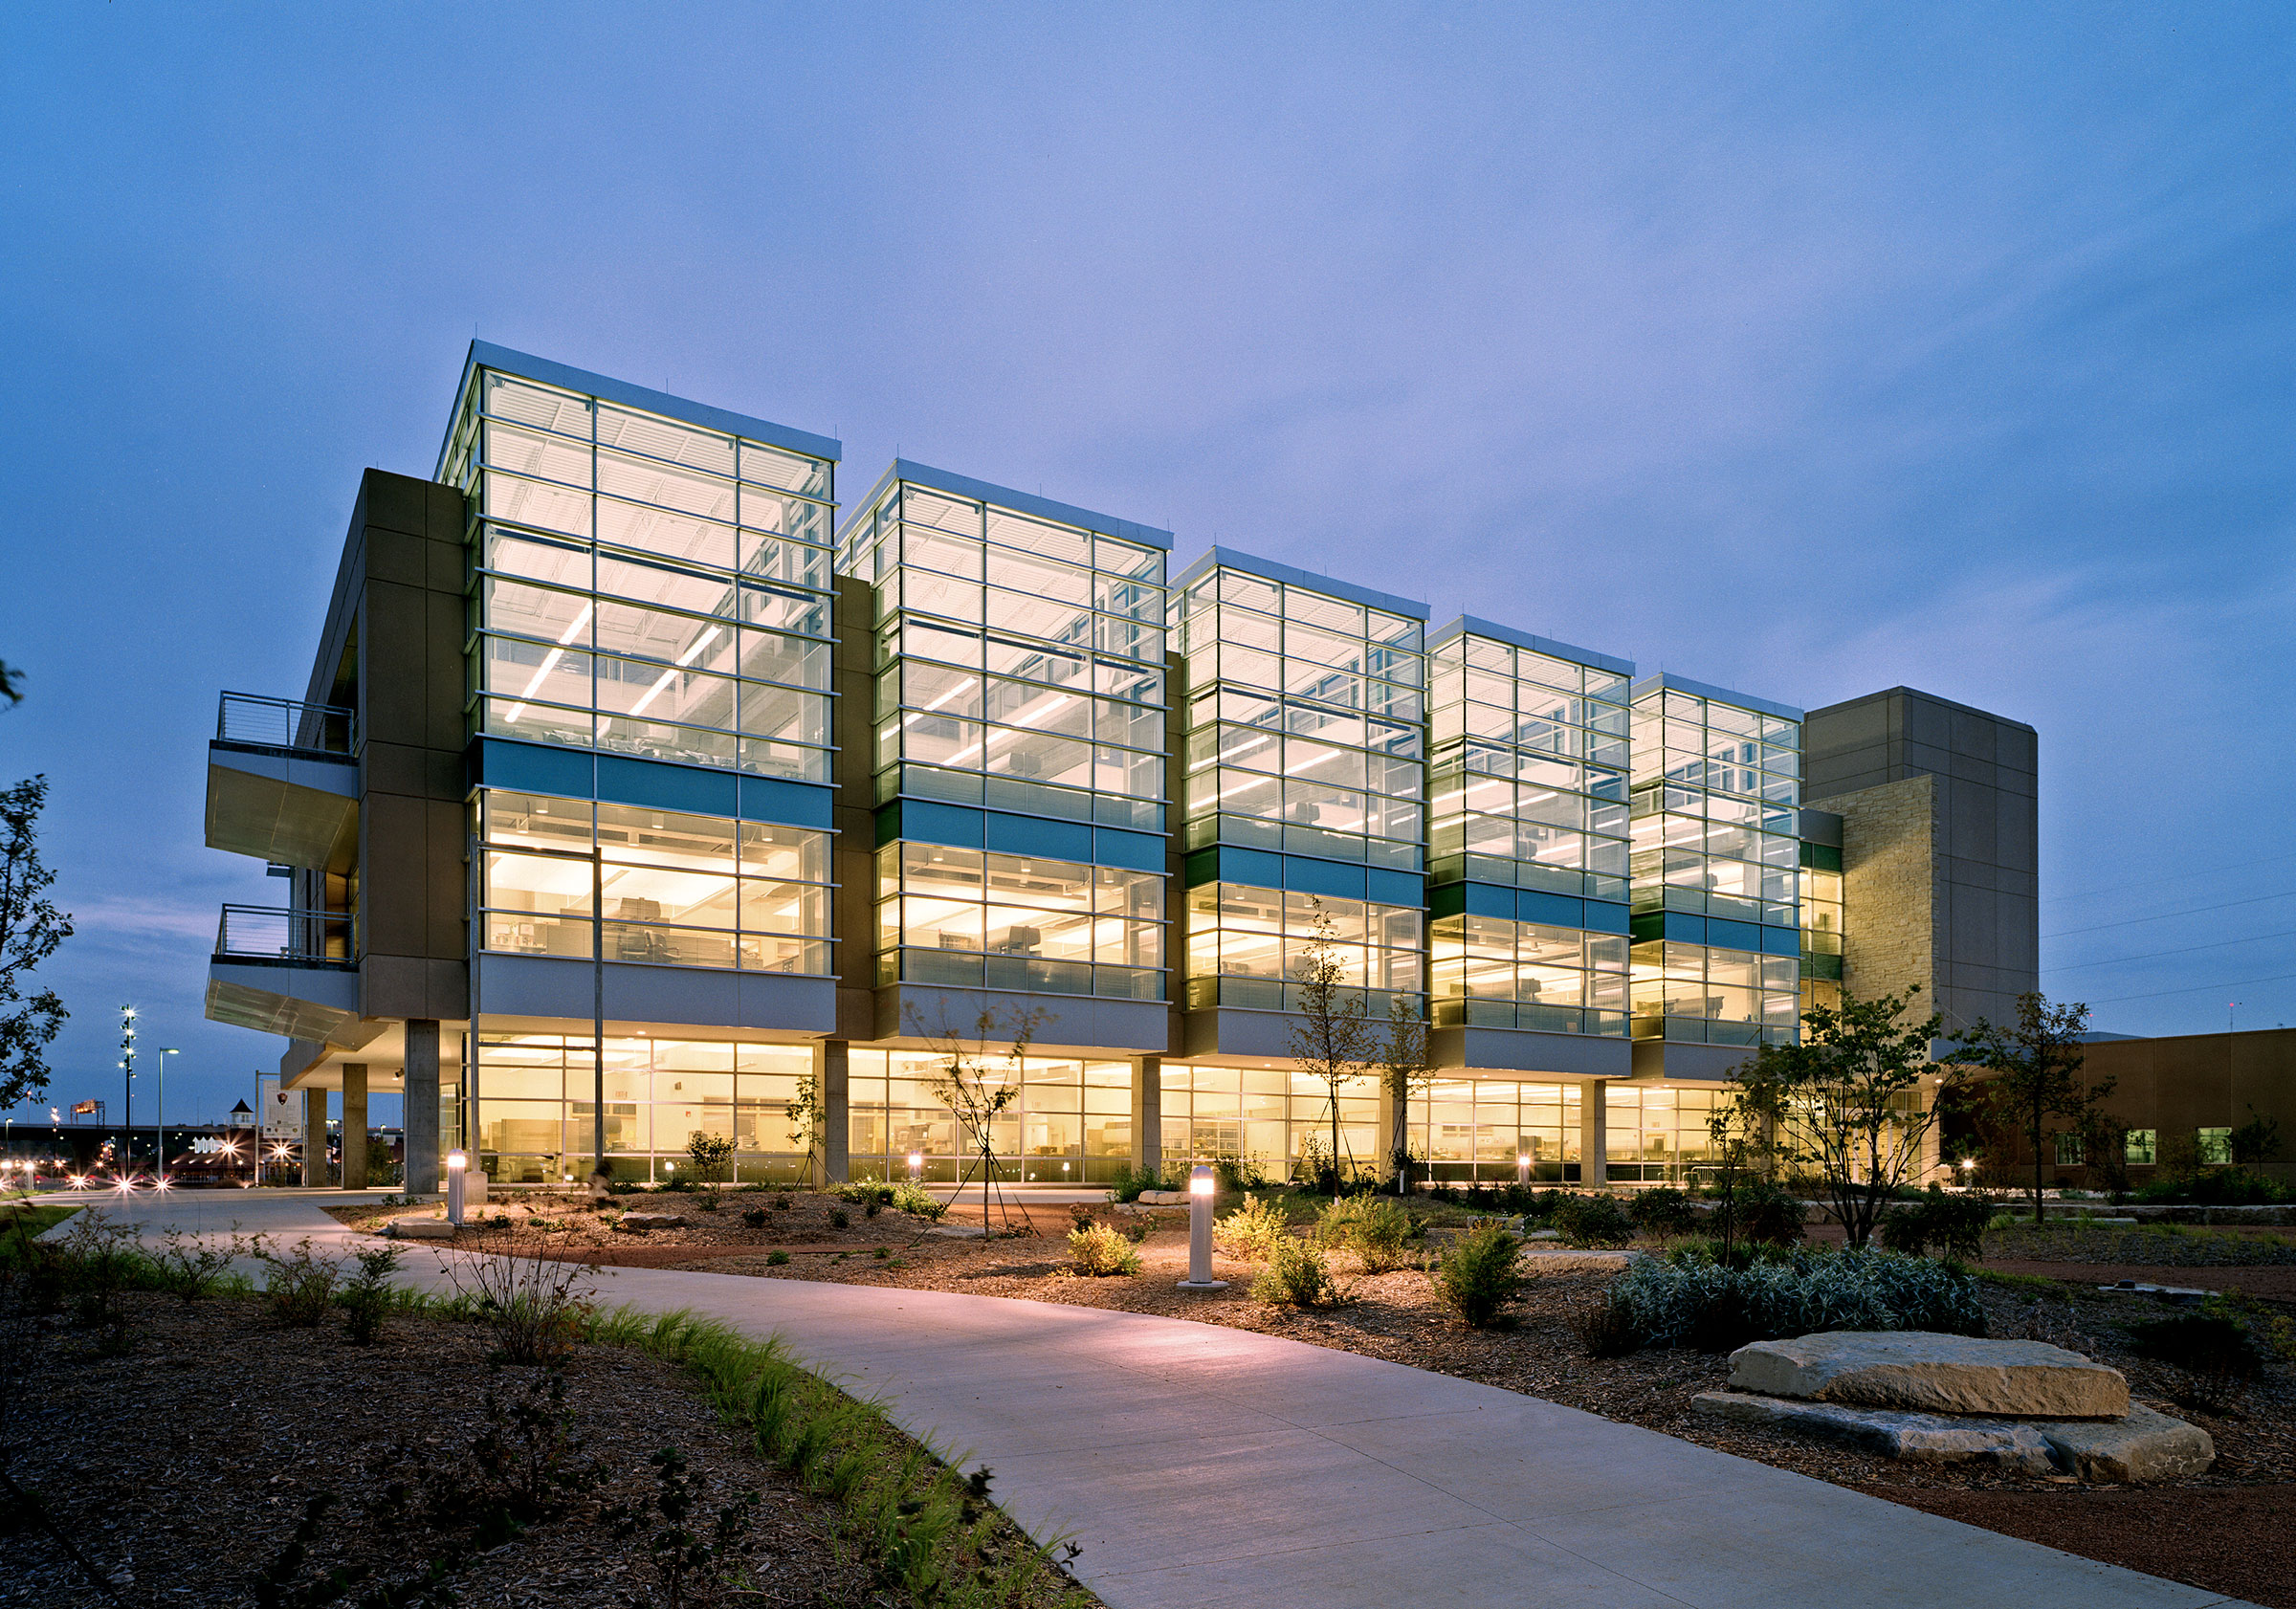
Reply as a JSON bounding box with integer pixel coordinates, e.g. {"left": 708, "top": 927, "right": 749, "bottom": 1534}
{"left": 678, "top": 1211, "right": 2296, "bottom": 1606}
{"left": 0, "top": 1291, "right": 1091, "bottom": 1609}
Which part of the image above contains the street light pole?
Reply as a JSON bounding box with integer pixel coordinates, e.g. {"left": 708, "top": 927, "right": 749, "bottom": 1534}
{"left": 119, "top": 1004, "right": 137, "bottom": 1184}
{"left": 593, "top": 845, "right": 606, "bottom": 1185}
{"left": 157, "top": 1048, "right": 181, "bottom": 1186}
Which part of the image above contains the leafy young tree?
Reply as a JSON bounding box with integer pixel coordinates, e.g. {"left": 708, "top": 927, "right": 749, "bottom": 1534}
{"left": 0, "top": 776, "right": 72, "bottom": 1110}
{"left": 683, "top": 1129, "right": 735, "bottom": 1187}
{"left": 1953, "top": 991, "right": 2105, "bottom": 1226}
{"left": 1287, "top": 897, "right": 1377, "bottom": 1192}
{"left": 910, "top": 1002, "right": 1047, "bottom": 1232}
{"left": 1705, "top": 1077, "right": 1784, "bottom": 1267}
{"left": 1740, "top": 984, "right": 1950, "bottom": 1250}
{"left": 784, "top": 1066, "right": 825, "bottom": 1187}
{"left": 1378, "top": 993, "right": 1433, "bottom": 1195}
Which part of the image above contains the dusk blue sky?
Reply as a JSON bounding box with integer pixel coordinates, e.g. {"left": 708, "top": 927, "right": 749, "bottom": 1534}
{"left": 2, "top": 4, "right": 2290, "bottom": 1128}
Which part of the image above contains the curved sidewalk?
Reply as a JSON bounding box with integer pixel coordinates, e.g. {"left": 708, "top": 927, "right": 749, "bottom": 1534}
{"left": 78, "top": 1192, "right": 2254, "bottom": 1609}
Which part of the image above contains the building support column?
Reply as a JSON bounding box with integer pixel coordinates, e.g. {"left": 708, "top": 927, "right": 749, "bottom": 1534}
{"left": 821, "top": 1039, "right": 849, "bottom": 1185}
{"left": 1579, "top": 1079, "right": 1607, "bottom": 1188}
{"left": 405, "top": 1019, "right": 441, "bottom": 1197}
{"left": 1132, "top": 1055, "right": 1161, "bottom": 1180}
{"left": 302, "top": 1085, "right": 329, "bottom": 1187}
{"left": 341, "top": 1064, "right": 368, "bottom": 1191}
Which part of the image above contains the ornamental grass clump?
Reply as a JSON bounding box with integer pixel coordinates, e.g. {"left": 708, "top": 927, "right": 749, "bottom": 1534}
{"left": 1586, "top": 1246, "right": 1984, "bottom": 1356}
{"left": 1214, "top": 1194, "right": 1292, "bottom": 1262}
{"left": 1066, "top": 1223, "right": 1142, "bottom": 1277}
{"left": 1251, "top": 1236, "right": 1344, "bottom": 1308}
{"left": 1316, "top": 1196, "right": 1422, "bottom": 1272}
{"left": 1434, "top": 1220, "right": 1528, "bottom": 1328}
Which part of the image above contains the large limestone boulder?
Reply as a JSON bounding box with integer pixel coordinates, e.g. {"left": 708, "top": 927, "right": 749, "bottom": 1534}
{"left": 1728, "top": 1332, "right": 2128, "bottom": 1420}
{"left": 2040, "top": 1404, "right": 2215, "bottom": 1483}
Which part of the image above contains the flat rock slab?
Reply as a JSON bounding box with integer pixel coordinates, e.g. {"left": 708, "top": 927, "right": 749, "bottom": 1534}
{"left": 613, "top": 1213, "right": 687, "bottom": 1231}
{"left": 1692, "top": 1393, "right": 2212, "bottom": 1483}
{"left": 1694, "top": 1390, "right": 2060, "bottom": 1474}
{"left": 1520, "top": 1248, "right": 1639, "bottom": 1273}
{"left": 1730, "top": 1331, "right": 2129, "bottom": 1419}
{"left": 386, "top": 1218, "right": 454, "bottom": 1241}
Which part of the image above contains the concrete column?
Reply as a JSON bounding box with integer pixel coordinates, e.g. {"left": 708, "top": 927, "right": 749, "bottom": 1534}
{"left": 301, "top": 1085, "right": 328, "bottom": 1187}
{"left": 1579, "top": 1079, "right": 1607, "bottom": 1187}
{"left": 341, "top": 1064, "right": 368, "bottom": 1190}
{"left": 821, "top": 1039, "right": 849, "bottom": 1184}
{"left": 405, "top": 1019, "right": 441, "bottom": 1196}
{"left": 1132, "top": 1055, "right": 1162, "bottom": 1178}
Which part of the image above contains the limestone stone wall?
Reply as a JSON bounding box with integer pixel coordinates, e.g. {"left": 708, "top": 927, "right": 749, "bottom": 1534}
{"left": 1832, "top": 773, "right": 1937, "bottom": 1008}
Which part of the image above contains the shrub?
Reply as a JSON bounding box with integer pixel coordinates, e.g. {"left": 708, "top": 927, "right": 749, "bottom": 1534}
{"left": 1878, "top": 1184, "right": 1995, "bottom": 1261}
{"left": 741, "top": 1206, "right": 768, "bottom": 1228}
{"left": 2133, "top": 1170, "right": 2295, "bottom": 1207}
{"left": 1251, "top": 1237, "right": 1343, "bottom": 1308}
{"left": 257, "top": 1237, "right": 341, "bottom": 1328}
{"left": 766, "top": 1250, "right": 791, "bottom": 1267}
{"left": 1590, "top": 1247, "right": 1984, "bottom": 1355}
{"left": 1107, "top": 1159, "right": 1182, "bottom": 1203}
{"left": 442, "top": 1224, "right": 595, "bottom": 1366}
{"left": 153, "top": 1229, "right": 238, "bottom": 1302}
{"left": 1713, "top": 1179, "right": 1807, "bottom": 1246}
{"left": 1208, "top": 1151, "right": 1267, "bottom": 1192}
{"left": 695, "top": 1192, "right": 721, "bottom": 1213}
{"left": 339, "top": 1245, "right": 402, "bottom": 1345}
{"left": 830, "top": 1208, "right": 850, "bottom": 1229}
{"left": 1626, "top": 1188, "right": 1698, "bottom": 1236}
{"left": 1551, "top": 1194, "right": 1634, "bottom": 1247}
{"left": 1067, "top": 1223, "right": 1143, "bottom": 1277}
{"left": 2127, "top": 1311, "right": 2263, "bottom": 1378}
{"left": 1435, "top": 1222, "right": 1528, "bottom": 1327}
{"left": 1316, "top": 1196, "right": 1421, "bottom": 1272}
{"left": 888, "top": 1180, "right": 947, "bottom": 1221}
{"left": 1214, "top": 1195, "right": 1292, "bottom": 1262}
{"left": 774, "top": 1194, "right": 793, "bottom": 1210}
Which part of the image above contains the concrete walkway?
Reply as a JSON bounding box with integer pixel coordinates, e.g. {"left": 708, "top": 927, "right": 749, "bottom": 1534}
{"left": 67, "top": 1191, "right": 2256, "bottom": 1609}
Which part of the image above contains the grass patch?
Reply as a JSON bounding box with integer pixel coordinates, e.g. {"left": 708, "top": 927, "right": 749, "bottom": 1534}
{"left": 585, "top": 1305, "right": 1091, "bottom": 1606}
{"left": 1975, "top": 1268, "right": 2064, "bottom": 1294}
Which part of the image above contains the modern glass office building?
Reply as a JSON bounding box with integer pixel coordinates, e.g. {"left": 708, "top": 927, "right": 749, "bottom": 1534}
{"left": 201, "top": 343, "right": 2038, "bottom": 1192}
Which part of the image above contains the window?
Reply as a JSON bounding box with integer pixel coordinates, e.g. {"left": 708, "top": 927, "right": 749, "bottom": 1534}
{"left": 875, "top": 842, "right": 1164, "bottom": 1001}
{"left": 1182, "top": 883, "right": 1422, "bottom": 1015}
{"left": 2054, "top": 1132, "right": 2085, "bottom": 1166}
{"left": 2197, "top": 1126, "right": 2233, "bottom": 1165}
{"left": 1428, "top": 915, "right": 1627, "bottom": 1036}
{"left": 1629, "top": 940, "right": 1799, "bottom": 1047}
{"left": 477, "top": 790, "right": 830, "bottom": 974}
{"left": 2125, "top": 1129, "right": 2157, "bottom": 1165}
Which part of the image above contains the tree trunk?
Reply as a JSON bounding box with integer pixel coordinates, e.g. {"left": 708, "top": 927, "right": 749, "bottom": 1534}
{"left": 2031, "top": 1102, "right": 2046, "bottom": 1225}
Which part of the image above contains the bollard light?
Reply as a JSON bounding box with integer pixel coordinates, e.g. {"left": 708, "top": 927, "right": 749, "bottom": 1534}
{"left": 907, "top": 1150, "right": 923, "bottom": 1183}
{"left": 446, "top": 1148, "right": 468, "bottom": 1224}
{"left": 1516, "top": 1153, "right": 1530, "bottom": 1186}
{"left": 1176, "top": 1163, "right": 1226, "bottom": 1291}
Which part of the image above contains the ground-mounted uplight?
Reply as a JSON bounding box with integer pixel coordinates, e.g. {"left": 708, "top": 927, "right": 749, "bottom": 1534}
{"left": 1176, "top": 1164, "right": 1226, "bottom": 1291}
{"left": 446, "top": 1148, "right": 468, "bottom": 1224}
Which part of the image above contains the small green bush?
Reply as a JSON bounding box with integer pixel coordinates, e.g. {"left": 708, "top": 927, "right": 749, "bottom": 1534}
{"left": 1591, "top": 1247, "right": 1983, "bottom": 1355}
{"left": 1878, "top": 1184, "right": 1995, "bottom": 1260}
{"left": 888, "top": 1180, "right": 948, "bottom": 1221}
{"left": 1435, "top": 1222, "right": 1528, "bottom": 1327}
{"left": 2127, "top": 1311, "right": 2263, "bottom": 1378}
{"left": 1625, "top": 1188, "right": 1698, "bottom": 1236}
{"left": 1067, "top": 1223, "right": 1143, "bottom": 1277}
{"left": 258, "top": 1237, "right": 341, "bottom": 1329}
{"left": 829, "top": 1208, "right": 850, "bottom": 1229}
{"left": 766, "top": 1250, "right": 791, "bottom": 1267}
{"left": 1251, "top": 1236, "right": 1343, "bottom": 1308}
{"left": 1316, "top": 1196, "right": 1422, "bottom": 1272}
{"left": 338, "top": 1245, "right": 402, "bottom": 1344}
{"left": 1214, "top": 1194, "right": 1293, "bottom": 1262}
{"left": 741, "top": 1206, "right": 768, "bottom": 1228}
{"left": 1551, "top": 1194, "right": 1634, "bottom": 1247}
{"left": 1712, "top": 1180, "right": 1807, "bottom": 1246}
{"left": 2132, "top": 1171, "right": 2295, "bottom": 1207}
{"left": 1106, "top": 1159, "right": 1183, "bottom": 1203}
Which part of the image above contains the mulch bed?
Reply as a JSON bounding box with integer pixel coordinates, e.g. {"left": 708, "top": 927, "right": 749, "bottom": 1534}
{"left": 681, "top": 1212, "right": 2296, "bottom": 1607}
{"left": 0, "top": 1291, "right": 1066, "bottom": 1609}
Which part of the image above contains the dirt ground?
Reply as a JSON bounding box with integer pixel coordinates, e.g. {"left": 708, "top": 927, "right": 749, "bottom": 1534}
{"left": 0, "top": 1290, "right": 1090, "bottom": 1609}
{"left": 665, "top": 1202, "right": 2296, "bottom": 1607}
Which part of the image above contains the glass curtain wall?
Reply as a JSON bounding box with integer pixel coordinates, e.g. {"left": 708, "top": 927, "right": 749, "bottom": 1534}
{"left": 1172, "top": 567, "right": 1427, "bottom": 870}
{"left": 875, "top": 842, "right": 1162, "bottom": 999}
{"left": 842, "top": 481, "right": 1169, "bottom": 831}
{"left": 476, "top": 790, "right": 831, "bottom": 974}
{"left": 1628, "top": 685, "right": 1803, "bottom": 1047}
{"left": 474, "top": 1034, "right": 814, "bottom": 1183}
{"left": 1181, "top": 885, "right": 1422, "bottom": 1016}
{"left": 1427, "top": 628, "right": 1631, "bottom": 898}
{"left": 1158, "top": 1063, "right": 1383, "bottom": 1179}
{"left": 845, "top": 1051, "right": 1135, "bottom": 1183}
{"left": 444, "top": 366, "right": 837, "bottom": 782}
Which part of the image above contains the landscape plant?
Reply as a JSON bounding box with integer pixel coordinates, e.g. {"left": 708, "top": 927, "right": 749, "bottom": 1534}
{"left": 1625, "top": 1187, "right": 1698, "bottom": 1236}
{"left": 0, "top": 774, "right": 73, "bottom": 1111}
{"left": 1433, "top": 1220, "right": 1527, "bottom": 1327}
{"left": 1953, "top": 990, "right": 2108, "bottom": 1226}
{"left": 1877, "top": 1182, "right": 1995, "bottom": 1261}
{"left": 1251, "top": 1236, "right": 1344, "bottom": 1308}
{"left": 1590, "top": 1246, "right": 1984, "bottom": 1354}
{"left": 910, "top": 1001, "right": 1049, "bottom": 1233}
{"left": 1287, "top": 897, "right": 1377, "bottom": 1191}
{"left": 1377, "top": 991, "right": 1433, "bottom": 1194}
{"left": 684, "top": 1129, "right": 735, "bottom": 1187}
{"left": 1317, "top": 1195, "right": 1421, "bottom": 1271}
{"left": 1550, "top": 1193, "right": 1633, "bottom": 1246}
{"left": 1739, "top": 984, "right": 1952, "bottom": 1249}
{"left": 1213, "top": 1193, "right": 1292, "bottom": 1261}
{"left": 338, "top": 1245, "right": 403, "bottom": 1344}
{"left": 440, "top": 1223, "right": 595, "bottom": 1365}
{"left": 1066, "top": 1222, "right": 1142, "bottom": 1277}
{"left": 254, "top": 1235, "right": 341, "bottom": 1329}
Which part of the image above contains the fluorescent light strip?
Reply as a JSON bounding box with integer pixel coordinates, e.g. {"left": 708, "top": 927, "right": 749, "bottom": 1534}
{"left": 504, "top": 603, "right": 594, "bottom": 723}
{"left": 628, "top": 627, "right": 723, "bottom": 718}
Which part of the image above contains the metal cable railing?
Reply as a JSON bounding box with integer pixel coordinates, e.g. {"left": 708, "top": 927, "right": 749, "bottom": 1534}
{"left": 215, "top": 692, "right": 356, "bottom": 755}
{"left": 215, "top": 905, "right": 355, "bottom": 965}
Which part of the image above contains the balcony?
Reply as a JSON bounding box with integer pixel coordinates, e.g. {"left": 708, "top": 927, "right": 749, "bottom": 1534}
{"left": 204, "top": 904, "right": 370, "bottom": 1047}
{"left": 206, "top": 693, "right": 359, "bottom": 871}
